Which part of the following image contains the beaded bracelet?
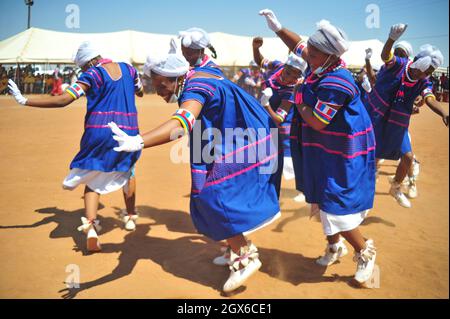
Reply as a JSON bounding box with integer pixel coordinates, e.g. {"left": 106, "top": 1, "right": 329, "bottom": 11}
{"left": 276, "top": 107, "right": 288, "bottom": 122}
{"left": 66, "top": 83, "right": 85, "bottom": 100}
{"left": 171, "top": 108, "right": 196, "bottom": 133}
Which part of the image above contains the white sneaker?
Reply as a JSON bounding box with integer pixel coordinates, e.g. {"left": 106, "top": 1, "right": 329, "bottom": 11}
{"left": 213, "top": 246, "right": 231, "bottom": 266}
{"left": 120, "top": 209, "right": 138, "bottom": 231}
{"left": 354, "top": 239, "right": 377, "bottom": 286}
{"left": 407, "top": 178, "right": 418, "bottom": 199}
{"left": 316, "top": 238, "right": 348, "bottom": 266}
{"left": 77, "top": 217, "right": 102, "bottom": 252}
{"left": 293, "top": 192, "right": 306, "bottom": 203}
{"left": 223, "top": 242, "right": 261, "bottom": 293}
{"left": 389, "top": 181, "right": 412, "bottom": 208}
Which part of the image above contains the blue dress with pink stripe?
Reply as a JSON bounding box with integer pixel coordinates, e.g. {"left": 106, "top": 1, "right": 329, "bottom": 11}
{"left": 71, "top": 62, "right": 141, "bottom": 172}
{"left": 178, "top": 68, "right": 281, "bottom": 241}
{"left": 262, "top": 60, "right": 296, "bottom": 157}
{"left": 291, "top": 65, "right": 376, "bottom": 215}
{"left": 363, "top": 57, "right": 434, "bottom": 160}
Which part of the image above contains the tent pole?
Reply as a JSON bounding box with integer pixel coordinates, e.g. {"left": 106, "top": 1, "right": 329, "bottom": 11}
{"left": 27, "top": 5, "right": 31, "bottom": 29}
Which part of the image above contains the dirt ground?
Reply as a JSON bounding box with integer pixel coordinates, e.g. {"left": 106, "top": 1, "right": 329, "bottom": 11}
{"left": 0, "top": 94, "right": 448, "bottom": 299}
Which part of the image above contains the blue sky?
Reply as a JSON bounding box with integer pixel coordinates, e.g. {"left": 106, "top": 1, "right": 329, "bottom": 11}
{"left": 1, "top": 0, "right": 448, "bottom": 64}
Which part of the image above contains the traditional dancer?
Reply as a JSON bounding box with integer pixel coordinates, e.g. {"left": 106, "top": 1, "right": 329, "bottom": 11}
{"left": 232, "top": 61, "right": 264, "bottom": 98}
{"left": 178, "top": 27, "right": 221, "bottom": 72}
{"left": 108, "top": 43, "right": 281, "bottom": 293}
{"left": 365, "top": 41, "right": 420, "bottom": 183}
{"left": 391, "top": 40, "right": 422, "bottom": 194}
{"left": 252, "top": 36, "right": 308, "bottom": 201}
{"left": 365, "top": 41, "right": 414, "bottom": 92}
{"left": 7, "top": 41, "right": 144, "bottom": 251}
{"left": 394, "top": 41, "right": 414, "bottom": 59}
{"left": 363, "top": 24, "right": 448, "bottom": 208}
{"left": 260, "top": 9, "right": 378, "bottom": 287}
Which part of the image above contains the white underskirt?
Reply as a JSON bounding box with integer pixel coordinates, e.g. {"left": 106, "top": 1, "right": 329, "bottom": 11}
{"left": 320, "top": 210, "right": 369, "bottom": 236}
{"left": 243, "top": 211, "right": 281, "bottom": 236}
{"left": 62, "top": 168, "right": 132, "bottom": 195}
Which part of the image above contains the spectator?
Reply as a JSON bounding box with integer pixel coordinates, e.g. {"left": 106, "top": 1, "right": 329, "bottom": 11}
{"left": 45, "top": 76, "right": 53, "bottom": 94}
{"left": 34, "top": 74, "right": 43, "bottom": 94}
{"left": 24, "top": 72, "right": 35, "bottom": 94}
{"left": 0, "top": 73, "right": 8, "bottom": 94}
{"left": 51, "top": 64, "right": 63, "bottom": 96}
{"left": 14, "top": 65, "right": 24, "bottom": 91}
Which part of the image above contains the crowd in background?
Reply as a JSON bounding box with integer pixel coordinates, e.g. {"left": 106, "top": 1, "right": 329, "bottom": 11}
{"left": 1, "top": 62, "right": 448, "bottom": 102}
{"left": 0, "top": 64, "right": 78, "bottom": 95}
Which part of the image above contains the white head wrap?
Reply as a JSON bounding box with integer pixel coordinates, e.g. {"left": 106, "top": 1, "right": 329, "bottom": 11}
{"left": 307, "top": 20, "right": 349, "bottom": 57}
{"left": 394, "top": 41, "right": 414, "bottom": 57}
{"left": 143, "top": 40, "right": 190, "bottom": 77}
{"left": 179, "top": 27, "right": 210, "bottom": 50}
{"left": 286, "top": 53, "right": 307, "bottom": 73}
{"left": 73, "top": 41, "right": 100, "bottom": 67}
{"left": 249, "top": 60, "right": 258, "bottom": 67}
{"left": 411, "top": 44, "right": 444, "bottom": 72}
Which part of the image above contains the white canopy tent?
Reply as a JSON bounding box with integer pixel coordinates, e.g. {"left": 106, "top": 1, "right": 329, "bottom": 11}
{"left": 0, "top": 27, "right": 386, "bottom": 69}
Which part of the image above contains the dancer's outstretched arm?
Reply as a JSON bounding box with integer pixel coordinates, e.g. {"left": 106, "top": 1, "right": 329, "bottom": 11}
{"left": 259, "top": 9, "right": 304, "bottom": 55}
{"left": 7, "top": 79, "right": 81, "bottom": 108}
{"left": 109, "top": 100, "right": 203, "bottom": 152}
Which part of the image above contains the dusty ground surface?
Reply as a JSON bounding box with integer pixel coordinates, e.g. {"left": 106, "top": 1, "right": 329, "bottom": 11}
{"left": 0, "top": 94, "right": 448, "bottom": 299}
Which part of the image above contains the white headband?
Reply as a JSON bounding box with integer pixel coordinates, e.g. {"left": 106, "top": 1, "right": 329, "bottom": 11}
{"left": 286, "top": 53, "right": 307, "bottom": 73}
{"left": 394, "top": 41, "right": 414, "bottom": 57}
{"left": 179, "top": 27, "right": 210, "bottom": 50}
{"left": 143, "top": 41, "right": 190, "bottom": 77}
{"left": 73, "top": 41, "right": 100, "bottom": 67}
{"left": 411, "top": 44, "right": 444, "bottom": 72}
{"left": 308, "top": 19, "right": 349, "bottom": 57}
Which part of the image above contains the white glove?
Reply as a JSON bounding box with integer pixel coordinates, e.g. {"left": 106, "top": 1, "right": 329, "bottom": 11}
{"left": 8, "top": 79, "right": 27, "bottom": 105}
{"left": 365, "top": 48, "right": 373, "bottom": 60}
{"left": 244, "top": 77, "right": 256, "bottom": 87}
{"left": 259, "top": 9, "right": 282, "bottom": 32}
{"left": 108, "top": 122, "right": 144, "bottom": 152}
{"left": 361, "top": 75, "right": 372, "bottom": 93}
{"left": 389, "top": 23, "right": 407, "bottom": 41}
{"left": 260, "top": 87, "right": 273, "bottom": 106}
